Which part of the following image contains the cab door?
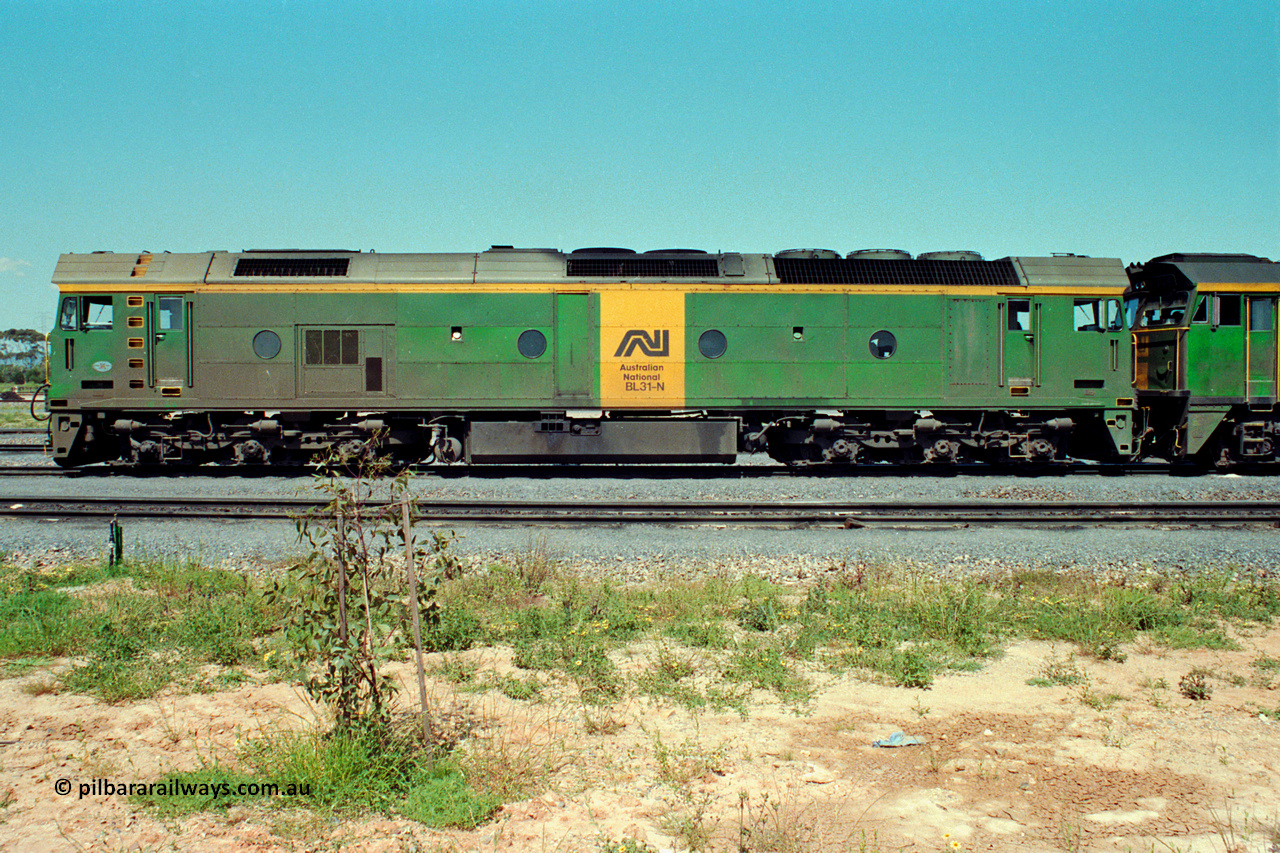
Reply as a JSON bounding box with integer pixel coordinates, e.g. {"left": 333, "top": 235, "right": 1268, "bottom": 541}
{"left": 1246, "top": 296, "right": 1276, "bottom": 400}
{"left": 148, "top": 294, "right": 191, "bottom": 391}
{"left": 1002, "top": 298, "right": 1041, "bottom": 391}
{"left": 554, "top": 293, "right": 595, "bottom": 402}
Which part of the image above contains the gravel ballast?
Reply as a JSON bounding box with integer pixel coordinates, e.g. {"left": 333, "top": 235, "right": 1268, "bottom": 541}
{"left": 2, "top": 462, "right": 1278, "bottom": 580}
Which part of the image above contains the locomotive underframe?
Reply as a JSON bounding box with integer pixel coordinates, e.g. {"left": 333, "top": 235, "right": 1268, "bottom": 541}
{"left": 1191, "top": 404, "right": 1280, "bottom": 468}
{"left": 49, "top": 405, "right": 1130, "bottom": 468}
{"left": 754, "top": 410, "right": 1098, "bottom": 465}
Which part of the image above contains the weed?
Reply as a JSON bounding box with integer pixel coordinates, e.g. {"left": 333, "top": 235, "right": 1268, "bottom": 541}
{"left": 736, "top": 791, "right": 820, "bottom": 853}
{"left": 20, "top": 674, "right": 59, "bottom": 696}
{"left": 1250, "top": 654, "right": 1280, "bottom": 689}
{"left": 1100, "top": 718, "right": 1127, "bottom": 748}
{"left": 1204, "top": 801, "right": 1280, "bottom": 853}
{"left": 0, "top": 558, "right": 283, "bottom": 702}
{"left": 432, "top": 655, "right": 478, "bottom": 685}
{"left": 241, "top": 722, "right": 495, "bottom": 826}
{"left": 0, "top": 588, "right": 83, "bottom": 658}
{"left": 664, "top": 618, "right": 732, "bottom": 649}
{"left": 131, "top": 764, "right": 270, "bottom": 816}
{"left": 511, "top": 536, "right": 560, "bottom": 594}
{"left": 888, "top": 646, "right": 934, "bottom": 689}
{"left": 736, "top": 583, "right": 783, "bottom": 632}
{"left": 1252, "top": 653, "right": 1280, "bottom": 672}
{"left": 636, "top": 644, "right": 710, "bottom": 712}
{"left": 455, "top": 707, "right": 567, "bottom": 802}
{"left": 723, "top": 641, "right": 813, "bottom": 707}
{"left": 1178, "top": 669, "right": 1213, "bottom": 701}
{"left": 1138, "top": 676, "right": 1171, "bottom": 709}
{"left": 1079, "top": 687, "right": 1121, "bottom": 711}
{"left": 399, "top": 763, "right": 500, "bottom": 828}
{"left": 483, "top": 672, "right": 542, "bottom": 701}
{"left": 652, "top": 732, "right": 729, "bottom": 790}
{"left": 1056, "top": 814, "right": 1084, "bottom": 853}
{"left": 661, "top": 790, "right": 720, "bottom": 852}
{"left": 598, "top": 837, "right": 657, "bottom": 853}
{"left": 1028, "top": 649, "right": 1087, "bottom": 687}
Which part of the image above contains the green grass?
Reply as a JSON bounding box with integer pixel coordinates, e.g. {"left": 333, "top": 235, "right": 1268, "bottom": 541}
{"left": 130, "top": 764, "right": 270, "bottom": 816}
{"left": 0, "top": 557, "right": 282, "bottom": 702}
{"left": 6, "top": 556, "right": 1277, "bottom": 709}
{"left": 242, "top": 725, "right": 498, "bottom": 827}
{"left": 0, "top": 401, "right": 42, "bottom": 429}
{"left": 136, "top": 727, "right": 499, "bottom": 829}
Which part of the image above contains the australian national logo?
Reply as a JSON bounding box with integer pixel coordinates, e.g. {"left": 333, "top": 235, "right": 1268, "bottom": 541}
{"left": 600, "top": 292, "right": 683, "bottom": 407}
{"left": 612, "top": 329, "right": 670, "bottom": 358}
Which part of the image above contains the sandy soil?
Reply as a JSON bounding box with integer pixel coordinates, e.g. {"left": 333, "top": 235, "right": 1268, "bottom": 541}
{"left": 2, "top": 625, "right": 1280, "bottom": 853}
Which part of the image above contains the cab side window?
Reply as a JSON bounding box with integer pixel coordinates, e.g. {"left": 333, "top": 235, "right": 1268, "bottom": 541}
{"left": 158, "top": 296, "right": 183, "bottom": 330}
{"left": 81, "top": 296, "right": 114, "bottom": 329}
{"left": 1073, "top": 299, "right": 1123, "bottom": 332}
{"left": 1008, "top": 300, "right": 1030, "bottom": 330}
{"left": 1191, "top": 297, "right": 1208, "bottom": 323}
{"left": 1217, "top": 295, "right": 1242, "bottom": 326}
{"left": 59, "top": 297, "right": 79, "bottom": 330}
{"left": 1249, "top": 299, "right": 1273, "bottom": 331}
{"left": 59, "top": 296, "right": 114, "bottom": 330}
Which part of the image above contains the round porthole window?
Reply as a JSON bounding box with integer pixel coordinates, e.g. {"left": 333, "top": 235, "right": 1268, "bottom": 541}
{"left": 698, "top": 329, "right": 727, "bottom": 359}
{"left": 518, "top": 329, "right": 547, "bottom": 358}
{"left": 253, "top": 330, "right": 282, "bottom": 359}
{"left": 869, "top": 330, "right": 897, "bottom": 359}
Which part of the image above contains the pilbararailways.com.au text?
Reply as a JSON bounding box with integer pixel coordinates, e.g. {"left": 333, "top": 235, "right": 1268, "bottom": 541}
{"left": 55, "top": 777, "right": 312, "bottom": 800}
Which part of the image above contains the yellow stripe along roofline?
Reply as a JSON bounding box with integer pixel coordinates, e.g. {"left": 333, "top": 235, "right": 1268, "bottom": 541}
{"left": 57, "top": 282, "right": 1133, "bottom": 296}
{"left": 1190, "top": 282, "right": 1280, "bottom": 293}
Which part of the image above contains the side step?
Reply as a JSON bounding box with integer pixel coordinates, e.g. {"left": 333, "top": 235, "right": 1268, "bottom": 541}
{"left": 466, "top": 419, "right": 738, "bottom": 464}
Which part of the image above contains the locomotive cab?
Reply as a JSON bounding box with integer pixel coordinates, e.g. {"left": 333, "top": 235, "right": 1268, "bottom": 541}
{"left": 1125, "top": 253, "right": 1280, "bottom": 465}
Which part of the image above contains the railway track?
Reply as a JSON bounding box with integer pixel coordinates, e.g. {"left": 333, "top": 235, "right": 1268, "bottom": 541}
{"left": 0, "top": 428, "right": 49, "bottom": 454}
{"left": 0, "top": 460, "right": 1214, "bottom": 479}
{"left": 1, "top": 495, "right": 1277, "bottom": 526}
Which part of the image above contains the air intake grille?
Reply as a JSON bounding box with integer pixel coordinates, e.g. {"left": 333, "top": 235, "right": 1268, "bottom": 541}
{"left": 567, "top": 258, "right": 721, "bottom": 278}
{"left": 774, "top": 258, "right": 1018, "bottom": 287}
{"left": 234, "top": 258, "right": 350, "bottom": 277}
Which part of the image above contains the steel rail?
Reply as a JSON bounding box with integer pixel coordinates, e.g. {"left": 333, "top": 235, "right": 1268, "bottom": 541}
{"left": 1, "top": 495, "right": 1278, "bottom": 525}
{"left": 0, "top": 461, "right": 1207, "bottom": 479}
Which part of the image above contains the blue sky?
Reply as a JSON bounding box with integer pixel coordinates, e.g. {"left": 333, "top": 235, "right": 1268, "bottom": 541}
{"left": 2, "top": 0, "right": 1276, "bottom": 332}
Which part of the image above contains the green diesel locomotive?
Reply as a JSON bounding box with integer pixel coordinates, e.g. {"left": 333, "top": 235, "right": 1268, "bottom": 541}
{"left": 1126, "top": 253, "right": 1280, "bottom": 467}
{"left": 40, "top": 245, "right": 1183, "bottom": 468}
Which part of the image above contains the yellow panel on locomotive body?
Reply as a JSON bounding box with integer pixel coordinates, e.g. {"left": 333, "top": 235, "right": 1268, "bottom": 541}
{"left": 599, "top": 290, "right": 686, "bottom": 409}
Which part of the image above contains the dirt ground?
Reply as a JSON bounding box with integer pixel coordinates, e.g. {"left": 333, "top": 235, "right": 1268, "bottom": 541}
{"left": 2, "top": 623, "right": 1280, "bottom": 853}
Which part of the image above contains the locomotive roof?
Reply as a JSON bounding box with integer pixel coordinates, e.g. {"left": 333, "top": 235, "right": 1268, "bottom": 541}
{"left": 1143, "top": 253, "right": 1280, "bottom": 286}
{"left": 53, "top": 248, "right": 1128, "bottom": 291}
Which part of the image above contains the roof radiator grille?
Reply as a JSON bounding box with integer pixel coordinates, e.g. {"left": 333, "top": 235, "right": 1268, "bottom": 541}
{"left": 233, "top": 257, "right": 350, "bottom": 277}
{"left": 567, "top": 258, "right": 721, "bottom": 278}
{"left": 774, "top": 257, "right": 1018, "bottom": 287}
